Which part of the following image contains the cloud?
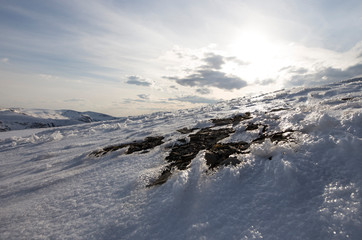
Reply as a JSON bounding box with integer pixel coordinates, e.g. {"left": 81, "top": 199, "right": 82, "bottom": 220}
{"left": 225, "top": 57, "right": 249, "bottom": 66}
{"left": 169, "top": 95, "right": 217, "bottom": 104}
{"left": 196, "top": 88, "right": 211, "bottom": 95}
{"left": 1, "top": 58, "right": 9, "bottom": 63}
{"left": 286, "top": 63, "right": 362, "bottom": 86}
{"left": 255, "top": 78, "right": 275, "bottom": 85}
{"left": 201, "top": 53, "right": 225, "bottom": 69}
{"left": 280, "top": 66, "right": 308, "bottom": 74}
{"left": 200, "top": 53, "right": 248, "bottom": 69}
{"left": 122, "top": 95, "right": 168, "bottom": 104}
{"left": 137, "top": 94, "right": 149, "bottom": 100}
{"left": 164, "top": 52, "right": 248, "bottom": 90}
{"left": 122, "top": 98, "right": 146, "bottom": 104}
{"left": 64, "top": 98, "right": 85, "bottom": 103}
{"left": 125, "top": 76, "right": 151, "bottom": 86}
{"left": 165, "top": 70, "right": 247, "bottom": 90}
{"left": 39, "top": 74, "right": 58, "bottom": 80}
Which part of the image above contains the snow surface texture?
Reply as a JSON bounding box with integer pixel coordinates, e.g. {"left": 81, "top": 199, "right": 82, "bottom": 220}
{"left": 0, "top": 108, "right": 118, "bottom": 131}
{"left": 1, "top": 78, "right": 362, "bottom": 240}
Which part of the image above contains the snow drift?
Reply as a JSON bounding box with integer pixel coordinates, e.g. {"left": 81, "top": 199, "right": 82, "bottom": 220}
{"left": 0, "top": 78, "right": 361, "bottom": 239}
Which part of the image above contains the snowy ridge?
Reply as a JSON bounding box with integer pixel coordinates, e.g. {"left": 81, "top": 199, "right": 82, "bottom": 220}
{"left": 0, "top": 78, "right": 362, "bottom": 239}
{"left": 0, "top": 108, "right": 119, "bottom": 131}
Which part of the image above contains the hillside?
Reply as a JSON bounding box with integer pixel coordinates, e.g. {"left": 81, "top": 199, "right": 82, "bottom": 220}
{"left": 0, "top": 78, "right": 361, "bottom": 239}
{"left": 0, "top": 108, "right": 119, "bottom": 132}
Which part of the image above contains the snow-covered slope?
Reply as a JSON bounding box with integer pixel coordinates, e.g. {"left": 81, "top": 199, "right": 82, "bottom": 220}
{"left": 0, "top": 108, "right": 119, "bottom": 131}
{"left": 1, "top": 78, "right": 361, "bottom": 239}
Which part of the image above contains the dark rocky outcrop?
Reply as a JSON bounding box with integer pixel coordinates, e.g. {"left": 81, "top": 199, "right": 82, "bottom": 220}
{"left": 205, "top": 142, "right": 249, "bottom": 169}
{"left": 245, "top": 123, "right": 267, "bottom": 132}
{"left": 341, "top": 97, "right": 354, "bottom": 101}
{"left": 211, "top": 112, "right": 251, "bottom": 126}
{"left": 269, "top": 108, "right": 290, "bottom": 112}
{"left": 0, "top": 121, "right": 10, "bottom": 132}
{"left": 78, "top": 114, "right": 92, "bottom": 123}
{"left": 252, "top": 129, "right": 295, "bottom": 144}
{"left": 177, "top": 127, "right": 198, "bottom": 134}
{"left": 166, "top": 128, "right": 235, "bottom": 169}
{"left": 29, "top": 122, "right": 55, "bottom": 128}
{"left": 89, "top": 136, "right": 164, "bottom": 157}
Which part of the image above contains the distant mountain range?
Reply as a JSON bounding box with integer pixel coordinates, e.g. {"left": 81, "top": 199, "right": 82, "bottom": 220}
{"left": 0, "top": 108, "right": 119, "bottom": 131}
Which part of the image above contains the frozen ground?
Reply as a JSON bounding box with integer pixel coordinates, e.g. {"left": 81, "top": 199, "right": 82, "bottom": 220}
{"left": 0, "top": 78, "right": 361, "bottom": 239}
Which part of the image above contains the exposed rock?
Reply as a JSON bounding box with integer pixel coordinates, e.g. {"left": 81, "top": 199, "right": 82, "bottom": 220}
{"left": 221, "top": 157, "right": 241, "bottom": 166}
{"left": 269, "top": 130, "right": 294, "bottom": 142}
{"left": 127, "top": 136, "right": 164, "bottom": 154}
{"left": 211, "top": 112, "right": 251, "bottom": 126}
{"left": 176, "top": 138, "right": 187, "bottom": 144}
{"left": 177, "top": 127, "right": 198, "bottom": 134}
{"left": 78, "top": 114, "right": 92, "bottom": 123}
{"left": 245, "top": 123, "right": 267, "bottom": 132}
{"left": 205, "top": 142, "right": 249, "bottom": 169}
{"left": 252, "top": 129, "right": 294, "bottom": 144}
{"left": 341, "top": 97, "right": 354, "bottom": 101}
{"left": 147, "top": 128, "right": 236, "bottom": 187}
{"left": 0, "top": 121, "right": 10, "bottom": 132}
{"left": 146, "top": 168, "right": 172, "bottom": 187}
{"left": 166, "top": 128, "right": 235, "bottom": 169}
{"left": 0, "top": 127, "right": 10, "bottom": 132}
{"left": 269, "top": 108, "right": 290, "bottom": 112}
{"left": 29, "top": 122, "right": 55, "bottom": 129}
{"left": 89, "top": 136, "right": 164, "bottom": 157}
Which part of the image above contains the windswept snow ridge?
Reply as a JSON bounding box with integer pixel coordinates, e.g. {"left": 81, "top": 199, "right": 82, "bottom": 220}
{"left": 1, "top": 78, "right": 362, "bottom": 239}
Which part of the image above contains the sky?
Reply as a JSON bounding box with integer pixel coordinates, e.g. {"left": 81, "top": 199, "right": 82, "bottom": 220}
{"left": 1, "top": 0, "right": 362, "bottom": 117}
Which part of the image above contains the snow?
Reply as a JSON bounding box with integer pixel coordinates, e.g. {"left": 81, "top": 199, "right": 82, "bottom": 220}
{"left": 0, "top": 108, "right": 119, "bottom": 131}
{"left": 1, "top": 78, "right": 362, "bottom": 239}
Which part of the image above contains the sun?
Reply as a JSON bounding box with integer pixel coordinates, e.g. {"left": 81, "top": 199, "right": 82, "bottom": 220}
{"left": 227, "top": 29, "right": 286, "bottom": 80}
{"left": 231, "top": 31, "right": 274, "bottom": 59}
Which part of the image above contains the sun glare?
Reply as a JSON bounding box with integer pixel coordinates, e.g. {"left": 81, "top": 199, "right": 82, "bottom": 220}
{"left": 227, "top": 29, "right": 286, "bottom": 80}
{"left": 232, "top": 31, "right": 276, "bottom": 60}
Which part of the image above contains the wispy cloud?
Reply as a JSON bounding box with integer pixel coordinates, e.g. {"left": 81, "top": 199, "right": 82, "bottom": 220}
{"left": 64, "top": 98, "right": 85, "bottom": 103}
{"left": 255, "top": 78, "right": 275, "bottom": 85}
{"left": 1, "top": 58, "right": 9, "bottom": 63}
{"left": 169, "top": 95, "right": 217, "bottom": 104}
{"left": 137, "top": 94, "right": 149, "bottom": 100}
{"left": 125, "top": 76, "right": 152, "bottom": 87}
{"left": 196, "top": 88, "right": 211, "bottom": 95}
{"left": 225, "top": 57, "right": 249, "bottom": 66}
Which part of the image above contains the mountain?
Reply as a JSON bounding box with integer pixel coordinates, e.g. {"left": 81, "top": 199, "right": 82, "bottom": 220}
{"left": 0, "top": 78, "right": 361, "bottom": 239}
{"left": 0, "top": 108, "right": 119, "bottom": 131}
